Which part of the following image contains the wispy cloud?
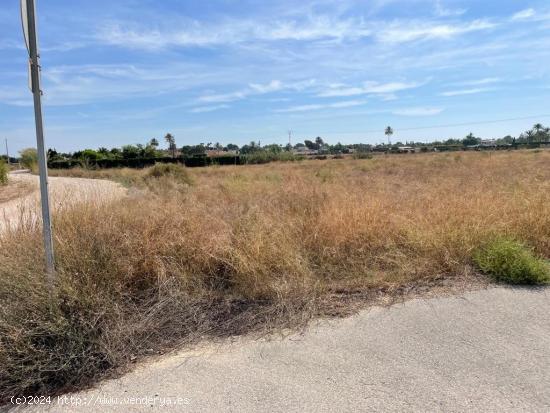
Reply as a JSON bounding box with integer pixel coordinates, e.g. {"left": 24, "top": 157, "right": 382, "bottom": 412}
{"left": 510, "top": 8, "right": 550, "bottom": 22}
{"left": 318, "top": 81, "right": 424, "bottom": 97}
{"left": 275, "top": 100, "right": 366, "bottom": 113}
{"left": 199, "top": 79, "right": 315, "bottom": 103}
{"left": 377, "top": 19, "right": 495, "bottom": 44}
{"left": 441, "top": 87, "right": 493, "bottom": 97}
{"left": 190, "top": 104, "right": 229, "bottom": 113}
{"left": 434, "top": 0, "right": 467, "bottom": 17}
{"left": 96, "top": 16, "right": 373, "bottom": 50}
{"left": 511, "top": 9, "right": 536, "bottom": 21}
{"left": 95, "top": 14, "right": 499, "bottom": 51}
{"left": 392, "top": 107, "right": 444, "bottom": 116}
{"left": 456, "top": 77, "right": 501, "bottom": 86}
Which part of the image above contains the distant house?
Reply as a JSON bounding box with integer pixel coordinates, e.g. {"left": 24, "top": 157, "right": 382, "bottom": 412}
{"left": 293, "top": 147, "right": 318, "bottom": 155}
{"left": 480, "top": 139, "right": 497, "bottom": 147}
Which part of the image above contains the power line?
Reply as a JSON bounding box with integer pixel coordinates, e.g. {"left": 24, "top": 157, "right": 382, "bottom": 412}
{"left": 361, "top": 114, "right": 550, "bottom": 134}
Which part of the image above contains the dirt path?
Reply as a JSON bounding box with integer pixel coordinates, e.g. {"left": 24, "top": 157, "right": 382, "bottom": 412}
{"left": 0, "top": 172, "right": 127, "bottom": 233}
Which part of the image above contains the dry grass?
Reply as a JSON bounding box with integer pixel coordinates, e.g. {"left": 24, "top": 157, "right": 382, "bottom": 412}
{"left": 0, "top": 179, "right": 34, "bottom": 204}
{"left": 1, "top": 151, "right": 549, "bottom": 401}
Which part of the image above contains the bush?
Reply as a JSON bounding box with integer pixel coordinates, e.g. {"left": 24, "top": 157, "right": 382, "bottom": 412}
{"left": 19, "top": 148, "right": 38, "bottom": 172}
{"left": 146, "top": 163, "right": 193, "bottom": 185}
{"left": 474, "top": 238, "right": 550, "bottom": 285}
{"left": 0, "top": 160, "right": 7, "bottom": 185}
{"left": 353, "top": 152, "right": 373, "bottom": 160}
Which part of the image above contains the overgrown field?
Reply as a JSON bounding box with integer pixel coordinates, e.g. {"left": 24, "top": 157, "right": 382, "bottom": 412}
{"left": 1, "top": 151, "right": 549, "bottom": 400}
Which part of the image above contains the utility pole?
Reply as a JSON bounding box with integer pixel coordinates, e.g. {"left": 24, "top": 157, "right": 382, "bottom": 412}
{"left": 4, "top": 139, "right": 9, "bottom": 164}
{"left": 288, "top": 130, "right": 292, "bottom": 147}
{"left": 21, "top": 0, "right": 55, "bottom": 280}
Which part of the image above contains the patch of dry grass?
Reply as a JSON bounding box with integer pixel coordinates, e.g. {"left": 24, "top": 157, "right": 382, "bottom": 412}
{"left": 0, "top": 178, "right": 34, "bottom": 204}
{"left": 1, "top": 151, "right": 549, "bottom": 401}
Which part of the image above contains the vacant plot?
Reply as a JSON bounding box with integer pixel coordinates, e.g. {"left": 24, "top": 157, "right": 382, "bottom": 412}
{"left": 0, "top": 151, "right": 549, "bottom": 401}
{"left": 0, "top": 175, "right": 34, "bottom": 204}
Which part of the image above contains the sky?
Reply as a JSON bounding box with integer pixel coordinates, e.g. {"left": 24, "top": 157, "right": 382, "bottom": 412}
{"left": 1, "top": 0, "right": 550, "bottom": 153}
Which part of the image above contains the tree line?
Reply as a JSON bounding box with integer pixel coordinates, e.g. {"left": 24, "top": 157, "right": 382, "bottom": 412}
{"left": 12, "top": 123, "right": 550, "bottom": 167}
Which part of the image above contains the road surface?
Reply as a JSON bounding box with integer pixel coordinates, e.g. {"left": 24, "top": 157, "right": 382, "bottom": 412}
{"left": 0, "top": 172, "right": 126, "bottom": 233}
{"left": 20, "top": 287, "right": 550, "bottom": 412}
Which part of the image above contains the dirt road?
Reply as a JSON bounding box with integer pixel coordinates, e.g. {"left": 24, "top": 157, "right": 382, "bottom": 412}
{"left": 0, "top": 172, "right": 126, "bottom": 233}
{"left": 18, "top": 287, "right": 550, "bottom": 413}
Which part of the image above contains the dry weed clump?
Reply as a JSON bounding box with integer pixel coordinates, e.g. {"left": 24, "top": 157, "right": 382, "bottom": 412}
{"left": 1, "top": 151, "right": 549, "bottom": 400}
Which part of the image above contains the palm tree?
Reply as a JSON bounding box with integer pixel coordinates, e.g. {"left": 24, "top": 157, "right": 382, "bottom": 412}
{"left": 385, "top": 126, "right": 394, "bottom": 146}
{"left": 164, "top": 133, "right": 176, "bottom": 158}
{"left": 533, "top": 123, "right": 543, "bottom": 133}
{"left": 150, "top": 138, "right": 159, "bottom": 148}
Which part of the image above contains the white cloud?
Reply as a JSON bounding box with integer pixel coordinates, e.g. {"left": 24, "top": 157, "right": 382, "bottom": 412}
{"left": 441, "top": 87, "right": 493, "bottom": 97}
{"left": 511, "top": 9, "right": 535, "bottom": 21}
{"left": 378, "top": 20, "right": 495, "bottom": 44}
{"left": 190, "top": 104, "right": 229, "bottom": 113}
{"left": 275, "top": 100, "right": 366, "bottom": 113}
{"left": 510, "top": 8, "right": 550, "bottom": 22}
{"left": 96, "top": 16, "right": 373, "bottom": 50}
{"left": 249, "top": 80, "right": 284, "bottom": 93}
{"left": 198, "top": 91, "right": 248, "bottom": 103}
{"left": 318, "top": 81, "right": 423, "bottom": 97}
{"left": 199, "top": 79, "right": 315, "bottom": 103}
{"left": 393, "top": 107, "right": 444, "bottom": 116}
{"left": 95, "top": 14, "right": 499, "bottom": 51}
{"left": 435, "top": 0, "right": 467, "bottom": 17}
{"left": 456, "top": 77, "right": 501, "bottom": 86}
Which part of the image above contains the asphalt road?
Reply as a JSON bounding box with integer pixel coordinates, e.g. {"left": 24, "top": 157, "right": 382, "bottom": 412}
{"left": 20, "top": 287, "right": 550, "bottom": 412}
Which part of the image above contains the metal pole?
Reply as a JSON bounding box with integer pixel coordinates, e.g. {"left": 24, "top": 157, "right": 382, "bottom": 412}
{"left": 4, "top": 139, "right": 8, "bottom": 164}
{"left": 25, "top": 0, "right": 55, "bottom": 278}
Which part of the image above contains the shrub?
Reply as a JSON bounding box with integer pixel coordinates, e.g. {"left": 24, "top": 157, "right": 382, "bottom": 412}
{"left": 0, "top": 160, "right": 7, "bottom": 185}
{"left": 353, "top": 152, "right": 373, "bottom": 160}
{"left": 19, "top": 148, "right": 38, "bottom": 172}
{"left": 146, "top": 163, "right": 193, "bottom": 185}
{"left": 474, "top": 238, "right": 550, "bottom": 285}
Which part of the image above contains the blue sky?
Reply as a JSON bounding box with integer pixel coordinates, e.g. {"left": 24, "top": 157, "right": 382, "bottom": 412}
{"left": 1, "top": 0, "right": 550, "bottom": 152}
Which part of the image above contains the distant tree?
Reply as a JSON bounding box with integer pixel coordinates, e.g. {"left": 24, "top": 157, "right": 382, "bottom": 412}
{"left": 97, "top": 147, "right": 109, "bottom": 156}
{"left": 143, "top": 144, "right": 158, "bottom": 158}
{"left": 165, "top": 133, "right": 177, "bottom": 157}
{"left": 499, "top": 135, "right": 514, "bottom": 145}
{"left": 263, "top": 144, "right": 282, "bottom": 154}
{"left": 110, "top": 148, "right": 122, "bottom": 159}
{"left": 150, "top": 138, "right": 159, "bottom": 148}
{"left": 226, "top": 143, "right": 239, "bottom": 151}
{"left": 304, "top": 140, "right": 319, "bottom": 150}
{"left": 385, "top": 126, "right": 394, "bottom": 145}
{"left": 462, "top": 133, "right": 480, "bottom": 147}
{"left": 79, "top": 149, "right": 101, "bottom": 161}
{"left": 121, "top": 145, "right": 141, "bottom": 159}
{"left": 533, "top": 123, "right": 543, "bottom": 134}
{"left": 315, "top": 136, "right": 324, "bottom": 146}
{"left": 525, "top": 130, "right": 534, "bottom": 144}
{"left": 47, "top": 148, "right": 64, "bottom": 162}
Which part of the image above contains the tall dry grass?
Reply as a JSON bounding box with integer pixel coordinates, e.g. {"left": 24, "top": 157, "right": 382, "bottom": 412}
{"left": 0, "top": 151, "right": 549, "bottom": 400}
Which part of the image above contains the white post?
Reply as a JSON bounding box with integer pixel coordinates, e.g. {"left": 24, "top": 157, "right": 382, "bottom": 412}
{"left": 22, "top": 0, "right": 55, "bottom": 280}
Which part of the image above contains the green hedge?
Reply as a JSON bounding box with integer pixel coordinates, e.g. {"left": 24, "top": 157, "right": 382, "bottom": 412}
{"left": 48, "top": 156, "right": 246, "bottom": 169}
